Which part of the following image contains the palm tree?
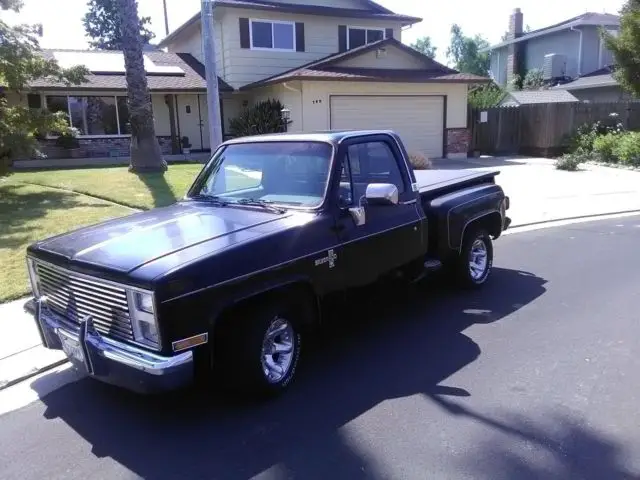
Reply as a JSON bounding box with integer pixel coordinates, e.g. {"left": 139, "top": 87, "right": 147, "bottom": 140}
{"left": 117, "top": 0, "right": 166, "bottom": 172}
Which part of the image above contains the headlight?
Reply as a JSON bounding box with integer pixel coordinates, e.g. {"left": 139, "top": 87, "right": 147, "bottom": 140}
{"left": 26, "top": 258, "right": 40, "bottom": 297}
{"left": 127, "top": 290, "right": 160, "bottom": 349}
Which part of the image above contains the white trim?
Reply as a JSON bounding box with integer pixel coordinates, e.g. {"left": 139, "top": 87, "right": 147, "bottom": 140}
{"left": 346, "top": 25, "right": 386, "bottom": 50}
{"left": 249, "top": 18, "right": 296, "bottom": 52}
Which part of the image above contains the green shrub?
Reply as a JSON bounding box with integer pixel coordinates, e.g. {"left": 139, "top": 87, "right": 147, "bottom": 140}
{"left": 612, "top": 132, "right": 640, "bottom": 167}
{"left": 592, "top": 133, "right": 620, "bottom": 163}
{"left": 228, "top": 99, "right": 290, "bottom": 137}
{"left": 555, "top": 153, "right": 583, "bottom": 171}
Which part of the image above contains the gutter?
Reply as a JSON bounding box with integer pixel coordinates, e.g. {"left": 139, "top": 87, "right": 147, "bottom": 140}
{"left": 570, "top": 26, "right": 584, "bottom": 76}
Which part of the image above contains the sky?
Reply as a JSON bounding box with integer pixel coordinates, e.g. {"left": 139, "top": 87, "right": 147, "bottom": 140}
{"left": 3, "top": 0, "right": 626, "bottom": 65}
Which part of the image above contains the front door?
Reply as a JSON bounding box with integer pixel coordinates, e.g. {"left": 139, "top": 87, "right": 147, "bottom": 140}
{"left": 176, "top": 94, "right": 204, "bottom": 151}
{"left": 332, "top": 135, "right": 424, "bottom": 287}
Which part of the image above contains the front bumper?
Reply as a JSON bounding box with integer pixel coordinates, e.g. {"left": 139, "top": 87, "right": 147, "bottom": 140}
{"left": 31, "top": 298, "right": 194, "bottom": 394}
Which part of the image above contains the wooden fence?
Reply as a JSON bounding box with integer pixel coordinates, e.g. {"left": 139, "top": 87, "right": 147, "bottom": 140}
{"left": 469, "top": 102, "right": 640, "bottom": 157}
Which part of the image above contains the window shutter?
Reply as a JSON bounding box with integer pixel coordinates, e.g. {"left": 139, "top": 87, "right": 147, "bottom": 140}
{"left": 385, "top": 28, "right": 394, "bottom": 39}
{"left": 338, "top": 25, "right": 347, "bottom": 52}
{"left": 239, "top": 18, "right": 250, "bottom": 49}
{"left": 295, "top": 22, "right": 305, "bottom": 52}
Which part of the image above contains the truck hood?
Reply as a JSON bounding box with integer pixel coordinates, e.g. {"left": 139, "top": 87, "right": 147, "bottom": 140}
{"left": 30, "top": 201, "right": 294, "bottom": 274}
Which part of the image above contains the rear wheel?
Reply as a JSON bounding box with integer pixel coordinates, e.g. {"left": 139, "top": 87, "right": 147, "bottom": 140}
{"left": 451, "top": 227, "right": 493, "bottom": 288}
{"left": 215, "top": 300, "right": 304, "bottom": 397}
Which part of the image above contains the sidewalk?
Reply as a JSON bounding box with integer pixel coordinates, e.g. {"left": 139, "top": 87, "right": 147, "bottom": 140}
{"left": 0, "top": 298, "right": 66, "bottom": 391}
{"left": 2, "top": 156, "right": 640, "bottom": 390}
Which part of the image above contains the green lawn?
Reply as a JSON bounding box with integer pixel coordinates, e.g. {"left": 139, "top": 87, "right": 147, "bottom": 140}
{"left": 0, "top": 163, "right": 258, "bottom": 302}
{"left": 0, "top": 181, "right": 133, "bottom": 302}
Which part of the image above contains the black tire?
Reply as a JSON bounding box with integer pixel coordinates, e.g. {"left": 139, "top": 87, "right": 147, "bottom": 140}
{"left": 215, "top": 299, "right": 304, "bottom": 398}
{"left": 451, "top": 227, "right": 494, "bottom": 288}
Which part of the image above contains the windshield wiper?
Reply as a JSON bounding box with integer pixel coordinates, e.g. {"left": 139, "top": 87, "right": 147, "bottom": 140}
{"left": 233, "top": 198, "right": 286, "bottom": 214}
{"left": 190, "top": 193, "right": 229, "bottom": 206}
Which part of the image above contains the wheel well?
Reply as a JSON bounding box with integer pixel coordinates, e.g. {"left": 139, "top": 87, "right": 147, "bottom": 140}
{"left": 464, "top": 211, "right": 503, "bottom": 241}
{"left": 213, "top": 282, "right": 320, "bottom": 334}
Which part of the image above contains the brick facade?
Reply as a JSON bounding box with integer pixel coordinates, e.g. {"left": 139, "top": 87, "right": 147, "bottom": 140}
{"left": 446, "top": 128, "right": 470, "bottom": 156}
{"left": 35, "top": 136, "right": 174, "bottom": 160}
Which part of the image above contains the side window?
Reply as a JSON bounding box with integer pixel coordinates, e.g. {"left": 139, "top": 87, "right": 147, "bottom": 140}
{"left": 338, "top": 140, "right": 405, "bottom": 206}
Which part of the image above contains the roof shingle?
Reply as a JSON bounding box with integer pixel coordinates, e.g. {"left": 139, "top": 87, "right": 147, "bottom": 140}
{"left": 30, "top": 50, "right": 232, "bottom": 92}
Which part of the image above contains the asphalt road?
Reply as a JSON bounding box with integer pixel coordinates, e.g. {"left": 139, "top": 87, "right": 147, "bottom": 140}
{"left": 2, "top": 216, "right": 640, "bottom": 480}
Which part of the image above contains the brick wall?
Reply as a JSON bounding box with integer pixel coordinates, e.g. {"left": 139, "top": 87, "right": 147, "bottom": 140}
{"left": 35, "top": 136, "right": 173, "bottom": 159}
{"left": 446, "top": 128, "right": 470, "bottom": 155}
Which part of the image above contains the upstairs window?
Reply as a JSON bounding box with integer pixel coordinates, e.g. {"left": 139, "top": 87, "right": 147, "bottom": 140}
{"left": 347, "top": 26, "right": 385, "bottom": 49}
{"left": 250, "top": 19, "right": 295, "bottom": 51}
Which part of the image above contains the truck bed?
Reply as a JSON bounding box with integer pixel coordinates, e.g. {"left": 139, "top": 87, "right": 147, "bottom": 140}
{"left": 415, "top": 169, "right": 500, "bottom": 198}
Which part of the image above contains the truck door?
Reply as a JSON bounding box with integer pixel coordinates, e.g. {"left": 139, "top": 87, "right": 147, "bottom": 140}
{"left": 332, "top": 135, "right": 424, "bottom": 287}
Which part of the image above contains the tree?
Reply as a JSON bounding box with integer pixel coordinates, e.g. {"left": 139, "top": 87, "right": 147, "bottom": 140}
{"left": 446, "top": 24, "right": 490, "bottom": 76}
{"left": 83, "top": 0, "right": 155, "bottom": 50}
{"left": 603, "top": 0, "right": 640, "bottom": 97}
{"left": 409, "top": 36, "right": 437, "bottom": 59}
{"left": 116, "top": 0, "right": 166, "bottom": 172}
{"left": 0, "top": 0, "right": 87, "bottom": 172}
{"left": 468, "top": 83, "right": 505, "bottom": 108}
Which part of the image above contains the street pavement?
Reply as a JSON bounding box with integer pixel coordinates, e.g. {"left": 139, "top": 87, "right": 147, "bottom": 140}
{"left": 1, "top": 215, "right": 640, "bottom": 479}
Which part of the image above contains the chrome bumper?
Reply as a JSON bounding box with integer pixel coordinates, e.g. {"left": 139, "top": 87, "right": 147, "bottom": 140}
{"left": 31, "top": 298, "right": 194, "bottom": 394}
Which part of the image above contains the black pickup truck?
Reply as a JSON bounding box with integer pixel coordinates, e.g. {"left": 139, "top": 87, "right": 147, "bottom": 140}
{"left": 26, "top": 130, "right": 510, "bottom": 398}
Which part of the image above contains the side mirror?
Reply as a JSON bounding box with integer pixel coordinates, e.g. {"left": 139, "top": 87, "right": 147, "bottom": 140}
{"left": 365, "top": 183, "right": 399, "bottom": 206}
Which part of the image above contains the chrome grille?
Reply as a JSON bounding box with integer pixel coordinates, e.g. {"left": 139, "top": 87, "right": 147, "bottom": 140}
{"left": 34, "top": 261, "right": 134, "bottom": 342}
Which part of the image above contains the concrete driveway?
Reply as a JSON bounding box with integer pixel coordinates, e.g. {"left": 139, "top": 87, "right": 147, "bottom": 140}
{"left": 430, "top": 157, "right": 640, "bottom": 227}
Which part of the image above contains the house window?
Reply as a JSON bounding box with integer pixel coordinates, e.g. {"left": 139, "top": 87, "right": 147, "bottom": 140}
{"left": 347, "top": 26, "right": 385, "bottom": 49}
{"left": 250, "top": 19, "right": 295, "bottom": 51}
{"left": 45, "top": 95, "right": 134, "bottom": 136}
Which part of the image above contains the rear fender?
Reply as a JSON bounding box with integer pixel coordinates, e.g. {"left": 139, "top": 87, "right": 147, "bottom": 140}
{"left": 428, "top": 183, "right": 506, "bottom": 256}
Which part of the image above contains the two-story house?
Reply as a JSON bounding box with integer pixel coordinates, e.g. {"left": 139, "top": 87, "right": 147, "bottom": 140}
{"left": 484, "top": 9, "right": 623, "bottom": 102}
{"left": 157, "top": 0, "right": 488, "bottom": 159}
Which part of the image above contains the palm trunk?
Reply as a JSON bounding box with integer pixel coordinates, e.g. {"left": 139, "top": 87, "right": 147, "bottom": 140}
{"left": 117, "top": 0, "right": 166, "bottom": 172}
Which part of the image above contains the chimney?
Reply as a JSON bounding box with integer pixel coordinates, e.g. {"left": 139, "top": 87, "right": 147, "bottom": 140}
{"left": 508, "top": 8, "right": 524, "bottom": 40}
{"left": 506, "top": 8, "right": 524, "bottom": 86}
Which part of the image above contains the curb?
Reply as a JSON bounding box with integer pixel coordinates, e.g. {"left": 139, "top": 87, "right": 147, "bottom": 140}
{"left": 0, "top": 359, "right": 69, "bottom": 392}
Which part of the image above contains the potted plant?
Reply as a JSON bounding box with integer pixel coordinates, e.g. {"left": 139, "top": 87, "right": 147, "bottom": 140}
{"left": 55, "top": 128, "right": 82, "bottom": 158}
{"left": 181, "top": 136, "right": 192, "bottom": 155}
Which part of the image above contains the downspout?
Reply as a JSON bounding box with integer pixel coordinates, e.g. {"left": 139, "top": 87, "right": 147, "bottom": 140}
{"left": 282, "top": 82, "right": 303, "bottom": 132}
{"left": 570, "top": 26, "right": 583, "bottom": 77}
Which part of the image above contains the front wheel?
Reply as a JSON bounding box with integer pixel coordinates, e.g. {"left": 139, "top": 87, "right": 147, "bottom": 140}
{"left": 450, "top": 228, "right": 494, "bottom": 288}
{"left": 215, "top": 301, "right": 303, "bottom": 398}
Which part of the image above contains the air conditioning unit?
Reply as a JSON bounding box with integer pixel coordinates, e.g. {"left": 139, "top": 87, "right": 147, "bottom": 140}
{"left": 543, "top": 53, "right": 567, "bottom": 80}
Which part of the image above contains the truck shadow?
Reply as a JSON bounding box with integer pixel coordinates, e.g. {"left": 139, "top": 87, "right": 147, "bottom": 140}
{"left": 32, "top": 267, "right": 550, "bottom": 479}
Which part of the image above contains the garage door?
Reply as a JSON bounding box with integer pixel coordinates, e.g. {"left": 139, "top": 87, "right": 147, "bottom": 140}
{"left": 329, "top": 95, "right": 444, "bottom": 158}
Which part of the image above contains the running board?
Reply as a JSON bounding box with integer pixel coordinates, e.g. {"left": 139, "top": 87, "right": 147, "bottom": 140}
{"left": 409, "top": 259, "right": 443, "bottom": 284}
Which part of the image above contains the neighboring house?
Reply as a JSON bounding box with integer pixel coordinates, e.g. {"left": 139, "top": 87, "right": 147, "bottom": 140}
{"left": 552, "top": 65, "right": 638, "bottom": 102}
{"left": 499, "top": 89, "right": 578, "bottom": 107}
{"left": 11, "top": 49, "right": 231, "bottom": 158}
{"left": 484, "top": 9, "right": 620, "bottom": 92}
{"left": 156, "top": 0, "right": 489, "bottom": 159}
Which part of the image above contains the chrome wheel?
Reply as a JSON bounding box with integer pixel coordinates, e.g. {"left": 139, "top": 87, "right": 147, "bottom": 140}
{"left": 260, "top": 317, "right": 295, "bottom": 384}
{"left": 468, "top": 238, "right": 488, "bottom": 281}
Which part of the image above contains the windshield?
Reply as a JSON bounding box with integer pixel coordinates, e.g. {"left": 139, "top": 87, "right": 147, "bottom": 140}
{"left": 192, "top": 141, "right": 334, "bottom": 208}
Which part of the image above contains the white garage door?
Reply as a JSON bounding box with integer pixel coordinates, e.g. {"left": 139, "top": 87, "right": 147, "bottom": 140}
{"left": 329, "top": 95, "right": 444, "bottom": 158}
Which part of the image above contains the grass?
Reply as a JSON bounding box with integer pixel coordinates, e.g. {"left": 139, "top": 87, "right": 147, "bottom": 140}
{"left": 0, "top": 163, "right": 259, "bottom": 302}
{"left": 0, "top": 181, "right": 133, "bottom": 302}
